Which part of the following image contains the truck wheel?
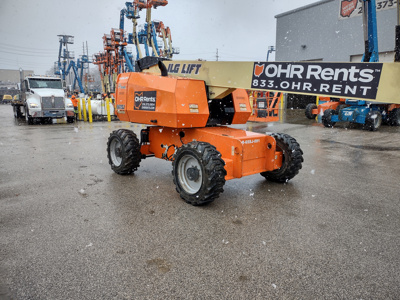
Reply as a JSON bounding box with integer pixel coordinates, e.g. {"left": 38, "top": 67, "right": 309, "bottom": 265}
{"left": 25, "top": 108, "right": 33, "bottom": 125}
{"left": 13, "top": 106, "right": 21, "bottom": 118}
{"left": 388, "top": 108, "right": 400, "bottom": 126}
{"left": 305, "top": 103, "right": 317, "bottom": 119}
{"left": 107, "top": 129, "right": 141, "bottom": 175}
{"left": 173, "top": 141, "right": 226, "bottom": 206}
{"left": 260, "top": 133, "right": 303, "bottom": 183}
{"left": 364, "top": 110, "right": 382, "bottom": 131}
{"left": 67, "top": 117, "right": 75, "bottom": 123}
{"left": 322, "top": 109, "right": 336, "bottom": 128}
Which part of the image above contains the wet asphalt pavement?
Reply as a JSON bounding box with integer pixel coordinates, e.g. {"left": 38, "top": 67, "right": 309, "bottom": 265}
{"left": 1, "top": 104, "right": 400, "bottom": 299}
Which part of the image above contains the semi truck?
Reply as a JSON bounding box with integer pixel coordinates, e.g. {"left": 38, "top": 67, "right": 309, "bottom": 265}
{"left": 11, "top": 75, "right": 75, "bottom": 124}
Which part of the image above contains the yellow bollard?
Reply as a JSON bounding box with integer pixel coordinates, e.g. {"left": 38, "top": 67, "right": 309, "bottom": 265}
{"left": 82, "top": 97, "right": 87, "bottom": 122}
{"left": 87, "top": 97, "right": 93, "bottom": 123}
{"left": 77, "top": 98, "right": 82, "bottom": 121}
{"left": 106, "top": 97, "right": 111, "bottom": 122}
{"left": 279, "top": 93, "right": 285, "bottom": 123}
{"left": 315, "top": 96, "right": 320, "bottom": 122}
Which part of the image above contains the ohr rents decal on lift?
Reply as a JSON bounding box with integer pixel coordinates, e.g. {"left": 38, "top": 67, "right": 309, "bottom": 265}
{"left": 251, "top": 62, "right": 383, "bottom": 99}
{"left": 134, "top": 91, "right": 157, "bottom": 111}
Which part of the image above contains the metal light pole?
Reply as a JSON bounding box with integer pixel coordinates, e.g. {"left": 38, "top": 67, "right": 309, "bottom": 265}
{"left": 266, "top": 46, "right": 275, "bottom": 61}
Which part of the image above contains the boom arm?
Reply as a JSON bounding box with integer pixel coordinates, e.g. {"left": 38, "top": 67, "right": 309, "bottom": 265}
{"left": 144, "top": 60, "right": 400, "bottom": 104}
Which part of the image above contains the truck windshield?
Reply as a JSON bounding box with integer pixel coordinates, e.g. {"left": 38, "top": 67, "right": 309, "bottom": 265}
{"left": 28, "top": 78, "right": 62, "bottom": 89}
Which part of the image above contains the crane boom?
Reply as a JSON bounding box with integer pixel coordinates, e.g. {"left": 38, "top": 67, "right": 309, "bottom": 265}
{"left": 144, "top": 60, "right": 400, "bottom": 104}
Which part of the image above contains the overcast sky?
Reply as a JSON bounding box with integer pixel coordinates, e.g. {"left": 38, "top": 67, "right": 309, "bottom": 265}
{"left": 0, "top": 0, "right": 318, "bottom": 74}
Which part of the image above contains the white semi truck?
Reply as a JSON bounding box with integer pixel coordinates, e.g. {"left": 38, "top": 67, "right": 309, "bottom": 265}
{"left": 11, "top": 75, "right": 75, "bottom": 124}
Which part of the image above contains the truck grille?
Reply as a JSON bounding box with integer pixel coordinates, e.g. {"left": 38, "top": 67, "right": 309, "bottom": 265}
{"left": 42, "top": 97, "right": 64, "bottom": 109}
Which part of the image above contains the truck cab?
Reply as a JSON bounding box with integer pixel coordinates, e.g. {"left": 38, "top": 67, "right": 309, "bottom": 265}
{"left": 12, "top": 76, "right": 75, "bottom": 124}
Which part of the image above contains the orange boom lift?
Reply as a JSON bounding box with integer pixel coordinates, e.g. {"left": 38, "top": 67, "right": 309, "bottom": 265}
{"left": 107, "top": 58, "right": 304, "bottom": 205}
{"left": 106, "top": 57, "right": 400, "bottom": 205}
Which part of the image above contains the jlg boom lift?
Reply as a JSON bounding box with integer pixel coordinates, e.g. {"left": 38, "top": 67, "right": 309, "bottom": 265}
{"left": 105, "top": 51, "right": 400, "bottom": 205}
{"left": 107, "top": 58, "right": 304, "bottom": 205}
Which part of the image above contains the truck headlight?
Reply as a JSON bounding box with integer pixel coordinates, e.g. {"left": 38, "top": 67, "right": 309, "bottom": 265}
{"left": 29, "top": 103, "right": 39, "bottom": 108}
{"left": 66, "top": 103, "right": 73, "bottom": 108}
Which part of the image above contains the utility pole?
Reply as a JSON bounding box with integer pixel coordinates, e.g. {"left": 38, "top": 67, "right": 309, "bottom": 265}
{"left": 216, "top": 48, "right": 219, "bottom": 61}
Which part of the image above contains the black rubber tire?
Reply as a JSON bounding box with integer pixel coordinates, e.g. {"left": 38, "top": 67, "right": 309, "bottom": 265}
{"left": 335, "top": 104, "right": 347, "bottom": 115}
{"left": 39, "top": 118, "right": 52, "bottom": 124}
{"left": 172, "top": 141, "right": 226, "bottom": 206}
{"left": 305, "top": 103, "right": 317, "bottom": 119}
{"left": 261, "top": 133, "right": 303, "bottom": 183}
{"left": 13, "top": 105, "right": 22, "bottom": 118}
{"left": 67, "top": 117, "right": 75, "bottom": 123}
{"left": 364, "top": 110, "right": 382, "bottom": 131}
{"left": 388, "top": 108, "right": 400, "bottom": 126}
{"left": 322, "top": 109, "right": 336, "bottom": 128}
{"left": 107, "top": 129, "right": 141, "bottom": 175}
{"left": 25, "top": 108, "right": 33, "bottom": 125}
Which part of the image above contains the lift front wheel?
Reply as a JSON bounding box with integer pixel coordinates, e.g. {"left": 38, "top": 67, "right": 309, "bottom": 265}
{"left": 107, "top": 129, "right": 141, "bottom": 175}
{"left": 260, "top": 133, "right": 303, "bottom": 183}
{"left": 173, "top": 142, "right": 226, "bottom": 206}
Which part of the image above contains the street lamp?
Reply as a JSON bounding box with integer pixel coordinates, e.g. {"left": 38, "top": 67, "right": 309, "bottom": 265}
{"left": 266, "top": 46, "right": 276, "bottom": 61}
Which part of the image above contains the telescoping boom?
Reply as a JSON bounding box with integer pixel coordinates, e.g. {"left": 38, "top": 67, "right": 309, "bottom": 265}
{"left": 145, "top": 60, "right": 400, "bottom": 104}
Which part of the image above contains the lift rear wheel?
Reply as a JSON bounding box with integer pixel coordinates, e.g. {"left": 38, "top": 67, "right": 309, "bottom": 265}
{"left": 388, "top": 108, "right": 400, "bottom": 126}
{"left": 107, "top": 129, "right": 141, "bottom": 175}
{"left": 364, "top": 110, "right": 382, "bottom": 131}
{"left": 260, "top": 133, "right": 303, "bottom": 183}
{"left": 305, "top": 103, "right": 317, "bottom": 119}
{"left": 173, "top": 141, "right": 226, "bottom": 206}
{"left": 322, "top": 109, "right": 336, "bottom": 128}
